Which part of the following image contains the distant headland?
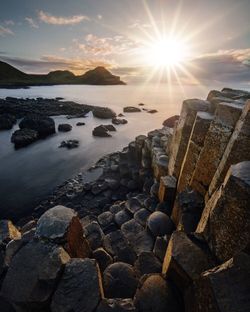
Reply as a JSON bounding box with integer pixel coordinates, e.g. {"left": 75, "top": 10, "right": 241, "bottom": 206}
{"left": 0, "top": 61, "right": 126, "bottom": 88}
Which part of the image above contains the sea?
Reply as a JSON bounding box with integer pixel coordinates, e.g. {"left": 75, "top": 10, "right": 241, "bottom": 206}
{"left": 0, "top": 82, "right": 248, "bottom": 219}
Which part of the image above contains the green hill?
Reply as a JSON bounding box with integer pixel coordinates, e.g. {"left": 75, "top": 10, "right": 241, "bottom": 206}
{"left": 0, "top": 61, "right": 125, "bottom": 87}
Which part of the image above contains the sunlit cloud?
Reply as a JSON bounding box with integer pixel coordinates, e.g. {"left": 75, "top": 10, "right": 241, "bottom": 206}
{"left": 38, "top": 10, "right": 90, "bottom": 25}
{"left": 25, "top": 17, "right": 39, "bottom": 29}
{"left": 0, "top": 25, "right": 14, "bottom": 36}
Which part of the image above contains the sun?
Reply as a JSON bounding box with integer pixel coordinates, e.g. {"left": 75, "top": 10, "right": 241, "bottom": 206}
{"left": 145, "top": 37, "right": 189, "bottom": 68}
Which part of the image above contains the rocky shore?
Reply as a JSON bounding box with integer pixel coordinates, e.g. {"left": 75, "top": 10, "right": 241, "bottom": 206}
{"left": 0, "top": 87, "right": 250, "bottom": 311}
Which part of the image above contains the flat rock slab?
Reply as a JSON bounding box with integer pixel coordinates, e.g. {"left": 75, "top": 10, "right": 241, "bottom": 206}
{"left": 51, "top": 258, "right": 103, "bottom": 312}
{"left": 162, "top": 231, "right": 214, "bottom": 291}
{"left": 1, "top": 241, "right": 70, "bottom": 310}
{"left": 103, "top": 262, "right": 139, "bottom": 298}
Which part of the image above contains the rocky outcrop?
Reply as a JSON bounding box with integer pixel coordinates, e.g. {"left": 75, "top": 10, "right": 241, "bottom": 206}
{"left": 0, "top": 87, "right": 249, "bottom": 311}
{"left": 0, "top": 114, "right": 16, "bottom": 130}
{"left": 93, "top": 107, "right": 116, "bottom": 119}
{"left": 58, "top": 123, "right": 72, "bottom": 132}
{"left": 19, "top": 115, "right": 56, "bottom": 137}
{"left": 11, "top": 128, "right": 38, "bottom": 147}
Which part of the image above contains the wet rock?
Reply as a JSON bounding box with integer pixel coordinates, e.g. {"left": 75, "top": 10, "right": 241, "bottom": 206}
{"left": 162, "top": 115, "right": 179, "bottom": 128}
{"left": 134, "top": 252, "right": 162, "bottom": 276}
{"left": 59, "top": 139, "right": 79, "bottom": 149}
{"left": 123, "top": 106, "right": 141, "bottom": 113}
{"left": 112, "top": 117, "right": 128, "bottom": 125}
{"left": 83, "top": 221, "right": 104, "bottom": 250}
{"left": 162, "top": 231, "right": 214, "bottom": 291}
{"left": 134, "top": 274, "right": 182, "bottom": 312}
{"left": 153, "top": 236, "right": 169, "bottom": 261}
{"left": 76, "top": 122, "right": 85, "bottom": 126}
{"left": 58, "top": 123, "right": 72, "bottom": 132}
{"left": 147, "top": 109, "right": 158, "bottom": 114}
{"left": 93, "top": 125, "right": 112, "bottom": 137}
{"left": 134, "top": 209, "right": 151, "bottom": 227}
{"left": 1, "top": 241, "right": 70, "bottom": 311}
{"left": 98, "top": 211, "right": 116, "bottom": 234}
{"left": 103, "top": 230, "right": 136, "bottom": 264}
{"left": 109, "top": 204, "right": 123, "bottom": 214}
{"left": 147, "top": 212, "right": 175, "bottom": 237}
{"left": 51, "top": 258, "right": 103, "bottom": 312}
{"left": 103, "top": 262, "right": 138, "bottom": 298}
{"left": 0, "top": 114, "right": 16, "bottom": 130}
{"left": 125, "top": 198, "right": 142, "bottom": 215}
{"left": 11, "top": 128, "right": 38, "bottom": 148}
{"left": 36, "top": 206, "right": 91, "bottom": 258}
{"left": 19, "top": 115, "right": 55, "bottom": 137}
{"left": 114, "top": 209, "right": 132, "bottom": 227}
{"left": 93, "top": 248, "right": 113, "bottom": 272}
{"left": 97, "top": 298, "right": 137, "bottom": 312}
{"left": 0, "top": 220, "right": 21, "bottom": 244}
{"left": 93, "top": 107, "right": 116, "bottom": 119}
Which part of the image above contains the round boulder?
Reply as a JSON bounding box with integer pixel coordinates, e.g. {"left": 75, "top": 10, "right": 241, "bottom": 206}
{"left": 93, "top": 125, "right": 111, "bottom": 137}
{"left": 93, "top": 107, "right": 116, "bottom": 119}
{"left": 58, "top": 123, "right": 72, "bottom": 132}
{"left": 123, "top": 106, "right": 141, "bottom": 113}
{"left": 11, "top": 128, "right": 38, "bottom": 148}
{"left": 162, "top": 115, "right": 179, "bottom": 128}
{"left": 103, "top": 262, "right": 138, "bottom": 298}
{"left": 147, "top": 211, "right": 175, "bottom": 237}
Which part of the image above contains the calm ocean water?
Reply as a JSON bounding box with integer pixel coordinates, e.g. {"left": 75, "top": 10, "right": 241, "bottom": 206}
{"left": 0, "top": 83, "right": 248, "bottom": 219}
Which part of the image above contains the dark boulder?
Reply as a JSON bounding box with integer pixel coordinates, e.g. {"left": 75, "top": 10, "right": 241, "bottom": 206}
{"left": 59, "top": 139, "right": 79, "bottom": 149}
{"left": 58, "top": 123, "right": 72, "bottom": 132}
{"left": 19, "top": 115, "right": 55, "bottom": 137}
{"left": 11, "top": 128, "right": 38, "bottom": 148}
{"left": 123, "top": 107, "right": 141, "bottom": 113}
{"left": 93, "top": 125, "right": 114, "bottom": 137}
{"left": 51, "top": 258, "right": 103, "bottom": 312}
{"left": 93, "top": 248, "right": 113, "bottom": 272}
{"left": 162, "top": 115, "right": 179, "bottom": 128}
{"left": 134, "top": 274, "right": 182, "bottom": 312}
{"left": 93, "top": 107, "right": 116, "bottom": 119}
{"left": 134, "top": 252, "right": 162, "bottom": 276}
{"left": 147, "top": 211, "right": 175, "bottom": 237}
{"left": 147, "top": 109, "right": 158, "bottom": 114}
{"left": 1, "top": 241, "right": 70, "bottom": 311}
{"left": 0, "top": 114, "right": 16, "bottom": 130}
{"left": 112, "top": 117, "right": 128, "bottom": 125}
{"left": 103, "top": 262, "right": 138, "bottom": 298}
{"left": 76, "top": 122, "right": 85, "bottom": 126}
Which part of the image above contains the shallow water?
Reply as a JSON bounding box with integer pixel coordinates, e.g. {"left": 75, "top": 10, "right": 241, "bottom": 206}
{"left": 0, "top": 83, "right": 248, "bottom": 219}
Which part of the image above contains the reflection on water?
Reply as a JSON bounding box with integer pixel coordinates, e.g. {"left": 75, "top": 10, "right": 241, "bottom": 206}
{"left": 0, "top": 83, "right": 246, "bottom": 219}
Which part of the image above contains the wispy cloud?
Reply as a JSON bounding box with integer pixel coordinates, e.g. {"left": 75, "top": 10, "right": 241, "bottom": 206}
{"left": 25, "top": 17, "right": 39, "bottom": 29}
{"left": 4, "top": 20, "right": 15, "bottom": 26}
{"left": 38, "top": 10, "right": 89, "bottom": 25}
{"left": 0, "top": 25, "right": 14, "bottom": 36}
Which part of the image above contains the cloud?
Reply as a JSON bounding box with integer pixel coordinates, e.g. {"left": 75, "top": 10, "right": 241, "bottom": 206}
{"left": 4, "top": 20, "right": 15, "bottom": 26}
{"left": 97, "top": 15, "right": 102, "bottom": 20}
{"left": 0, "top": 25, "right": 14, "bottom": 36}
{"left": 38, "top": 10, "right": 89, "bottom": 25}
{"left": 25, "top": 17, "right": 39, "bottom": 28}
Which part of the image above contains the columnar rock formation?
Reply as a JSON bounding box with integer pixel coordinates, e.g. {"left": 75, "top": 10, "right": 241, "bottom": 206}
{"left": 0, "top": 88, "right": 249, "bottom": 311}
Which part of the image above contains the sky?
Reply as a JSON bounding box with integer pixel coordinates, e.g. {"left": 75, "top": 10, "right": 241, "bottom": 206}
{"left": 0, "top": 0, "right": 250, "bottom": 84}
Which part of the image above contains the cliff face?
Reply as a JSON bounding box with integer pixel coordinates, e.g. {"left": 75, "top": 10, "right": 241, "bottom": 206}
{"left": 0, "top": 88, "right": 249, "bottom": 311}
{"left": 0, "top": 61, "right": 125, "bottom": 87}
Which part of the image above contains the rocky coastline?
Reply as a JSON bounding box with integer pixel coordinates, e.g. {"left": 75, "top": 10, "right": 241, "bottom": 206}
{"left": 0, "top": 87, "right": 250, "bottom": 311}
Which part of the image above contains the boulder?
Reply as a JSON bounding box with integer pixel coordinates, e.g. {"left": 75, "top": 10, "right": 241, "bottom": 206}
{"left": 93, "top": 125, "right": 112, "bottom": 137}
{"left": 11, "top": 128, "right": 38, "bottom": 148}
{"left": 0, "top": 114, "right": 16, "bottom": 130}
{"left": 134, "top": 252, "right": 162, "bottom": 276}
{"left": 76, "top": 122, "right": 85, "bottom": 126}
{"left": 162, "top": 231, "right": 214, "bottom": 291}
{"left": 93, "top": 107, "right": 116, "bottom": 119}
{"left": 1, "top": 241, "right": 70, "bottom": 311}
{"left": 36, "top": 206, "right": 91, "bottom": 258}
{"left": 98, "top": 211, "right": 116, "bottom": 234}
{"left": 134, "top": 274, "right": 182, "bottom": 312}
{"left": 97, "top": 298, "right": 137, "bottom": 312}
{"left": 58, "top": 123, "right": 72, "bottom": 132}
{"left": 0, "top": 220, "right": 21, "bottom": 244}
{"left": 103, "top": 230, "right": 136, "bottom": 264}
{"left": 103, "top": 262, "right": 138, "bottom": 298}
{"left": 188, "top": 252, "right": 250, "bottom": 312}
{"left": 134, "top": 209, "right": 151, "bottom": 227}
{"left": 19, "top": 115, "right": 55, "bottom": 137}
{"left": 162, "top": 115, "right": 179, "bottom": 128}
{"left": 93, "top": 248, "right": 113, "bottom": 272}
{"left": 59, "top": 139, "right": 79, "bottom": 148}
{"left": 147, "top": 212, "right": 175, "bottom": 237}
{"left": 112, "top": 117, "right": 128, "bottom": 125}
{"left": 83, "top": 221, "right": 104, "bottom": 250}
{"left": 51, "top": 258, "right": 103, "bottom": 312}
{"left": 147, "top": 109, "right": 158, "bottom": 114}
{"left": 123, "top": 106, "right": 141, "bottom": 113}
{"left": 114, "top": 209, "right": 132, "bottom": 227}
{"left": 125, "top": 198, "right": 142, "bottom": 215}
